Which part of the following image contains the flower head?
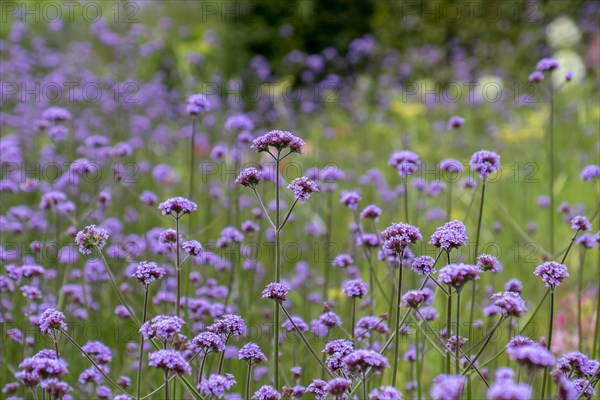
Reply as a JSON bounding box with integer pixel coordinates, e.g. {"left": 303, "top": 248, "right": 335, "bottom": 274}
{"left": 487, "top": 381, "right": 532, "bottom": 400}
{"left": 38, "top": 308, "right": 67, "bottom": 334}
{"left": 324, "top": 378, "right": 351, "bottom": 395}
{"left": 252, "top": 130, "right": 304, "bottom": 153}
{"left": 430, "top": 374, "right": 466, "bottom": 400}
{"left": 340, "top": 190, "right": 362, "bottom": 209}
{"left": 239, "top": 342, "right": 267, "bottom": 364}
{"left": 306, "top": 379, "right": 327, "bottom": 400}
{"left": 42, "top": 106, "right": 71, "bottom": 122}
{"left": 477, "top": 253, "right": 502, "bottom": 272}
{"left": 580, "top": 165, "right": 600, "bottom": 182}
{"left": 470, "top": 150, "right": 501, "bottom": 179}
{"left": 491, "top": 291, "right": 527, "bottom": 317}
{"left": 401, "top": 290, "right": 428, "bottom": 308}
{"left": 439, "top": 159, "right": 463, "bottom": 174}
{"left": 528, "top": 71, "right": 544, "bottom": 82}
{"left": 429, "top": 220, "right": 468, "bottom": 250}
{"left": 381, "top": 222, "right": 422, "bottom": 255}
{"left": 288, "top": 177, "right": 319, "bottom": 203}
{"left": 191, "top": 332, "right": 225, "bottom": 354}
{"left": 236, "top": 167, "right": 262, "bottom": 188}
{"left": 412, "top": 256, "right": 436, "bottom": 275}
{"left": 186, "top": 94, "right": 210, "bottom": 115}
{"left": 208, "top": 314, "right": 247, "bottom": 338}
{"left": 199, "top": 373, "right": 236, "bottom": 398}
{"left": 132, "top": 261, "right": 166, "bottom": 286}
{"left": 252, "top": 385, "right": 281, "bottom": 400}
{"left": 571, "top": 216, "right": 591, "bottom": 231}
{"left": 182, "top": 240, "right": 203, "bottom": 256}
{"left": 438, "top": 264, "right": 480, "bottom": 290}
{"left": 389, "top": 150, "right": 420, "bottom": 178}
{"left": 262, "top": 282, "right": 290, "bottom": 302}
{"left": 369, "top": 386, "right": 403, "bottom": 400}
{"left": 148, "top": 350, "right": 191, "bottom": 375}
{"left": 216, "top": 227, "right": 244, "bottom": 248}
{"left": 448, "top": 116, "right": 465, "bottom": 129}
{"left": 534, "top": 261, "right": 569, "bottom": 288}
{"left": 343, "top": 349, "right": 389, "bottom": 375}
{"left": 536, "top": 57, "right": 560, "bottom": 71}
{"left": 342, "top": 279, "right": 368, "bottom": 298}
{"left": 140, "top": 315, "right": 185, "bottom": 342}
{"left": 158, "top": 197, "right": 197, "bottom": 218}
{"left": 507, "top": 342, "right": 555, "bottom": 369}
{"left": 75, "top": 225, "right": 109, "bottom": 255}
{"left": 360, "top": 205, "right": 382, "bottom": 220}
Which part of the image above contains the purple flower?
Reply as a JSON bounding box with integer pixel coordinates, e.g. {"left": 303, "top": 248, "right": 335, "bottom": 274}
{"left": 148, "top": 350, "right": 191, "bottom": 375}
{"left": 487, "top": 381, "right": 532, "bottom": 400}
{"left": 42, "top": 106, "right": 71, "bottom": 122}
{"left": 140, "top": 315, "right": 185, "bottom": 342}
{"left": 536, "top": 58, "right": 560, "bottom": 71}
{"left": 216, "top": 227, "right": 244, "bottom": 248}
{"left": 355, "top": 316, "right": 390, "bottom": 340}
{"left": 140, "top": 191, "right": 158, "bottom": 206}
{"left": 477, "top": 253, "right": 502, "bottom": 272}
{"left": 343, "top": 349, "right": 389, "bottom": 375}
{"left": 492, "top": 291, "right": 527, "bottom": 317}
{"left": 158, "top": 197, "right": 197, "bottom": 218}
{"left": 236, "top": 167, "right": 262, "bottom": 188}
{"left": 438, "top": 264, "right": 480, "bottom": 290}
{"left": 565, "top": 70, "right": 574, "bottom": 81}
{"left": 238, "top": 342, "right": 267, "bottom": 364}
{"left": 40, "top": 191, "right": 67, "bottom": 209}
{"left": 580, "top": 165, "right": 600, "bottom": 182}
{"left": 38, "top": 308, "right": 67, "bottom": 334}
{"left": 81, "top": 341, "right": 112, "bottom": 364}
{"left": 186, "top": 93, "right": 210, "bottom": 115}
{"left": 306, "top": 379, "right": 327, "bottom": 400}
{"left": 182, "top": 240, "right": 203, "bottom": 256}
{"left": 131, "top": 261, "right": 166, "bottom": 286}
{"left": 573, "top": 378, "right": 595, "bottom": 398}
{"left": 430, "top": 374, "right": 466, "bottom": 400}
{"left": 199, "top": 373, "right": 236, "bottom": 398}
{"left": 557, "top": 352, "right": 589, "bottom": 376}
{"left": 332, "top": 254, "right": 353, "bottom": 268}
{"left": 401, "top": 290, "right": 428, "bottom": 308}
{"left": 360, "top": 205, "right": 382, "bottom": 220}
{"left": 342, "top": 279, "right": 368, "bottom": 298}
{"left": 470, "top": 150, "right": 501, "bottom": 179}
{"left": 191, "top": 332, "right": 225, "bottom": 354}
{"left": 252, "top": 385, "right": 281, "bottom": 400}
{"left": 528, "top": 71, "right": 544, "bottom": 82}
{"left": 282, "top": 315, "right": 308, "bottom": 332}
{"left": 159, "top": 229, "right": 179, "bottom": 244}
{"left": 75, "top": 225, "right": 109, "bottom": 255}
{"left": 252, "top": 130, "right": 304, "bottom": 153}
{"left": 369, "top": 386, "right": 403, "bottom": 400}
{"left": 380, "top": 222, "right": 422, "bottom": 255}
{"left": 41, "top": 379, "right": 73, "bottom": 398}
{"left": 225, "top": 114, "right": 254, "bottom": 131}
{"left": 577, "top": 233, "right": 596, "bottom": 248}
{"left": 505, "top": 279, "right": 523, "bottom": 293}
{"left": 534, "top": 261, "right": 569, "bottom": 288}
{"left": 324, "top": 378, "right": 351, "bottom": 395}
{"left": 439, "top": 158, "right": 463, "bottom": 174}
{"left": 448, "top": 116, "right": 465, "bottom": 129}
{"left": 507, "top": 342, "right": 555, "bottom": 369}
{"left": 412, "top": 256, "right": 436, "bottom": 275}
{"left": 323, "top": 339, "right": 355, "bottom": 371}
{"left": 209, "top": 314, "right": 247, "bottom": 338}
{"left": 288, "top": 177, "right": 319, "bottom": 203}
{"left": 571, "top": 216, "right": 592, "bottom": 231}
{"left": 340, "top": 190, "right": 362, "bottom": 209}
{"left": 262, "top": 282, "right": 290, "bottom": 302}
{"left": 429, "top": 220, "right": 468, "bottom": 250}
{"left": 389, "top": 150, "right": 420, "bottom": 178}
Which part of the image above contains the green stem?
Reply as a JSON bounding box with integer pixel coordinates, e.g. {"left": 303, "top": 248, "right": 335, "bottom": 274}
{"left": 403, "top": 178, "right": 409, "bottom": 223}
{"left": 188, "top": 116, "right": 196, "bottom": 232}
{"left": 136, "top": 286, "right": 149, "bottom": 400}
{"left": 323, "top": 191, "right": 333, "bottom": 302}
{"left": 541, "top": 289, "right": 555, "bottom": 400}
{"left": 561, "top": 229, "right": 581, "bottom": 264}
{"left": 198, "top": 353, "right": 207, "bottom": 385}
{"left": 549, "top": 75, "right": 555, "bottom": 254}
{"left": 280, "top": 305, "right": 334, "bottom": 377}
{"left": 461, "top": 316, "right": 505, "bottom": 375}
{"left": 165, "top": 371, "right": 170, "bottom": 400}
{"left": 416, "top": 321, "right": 422, "bottom": 400}
{"left": 351, "top": 297, "right": 357, "bottom": 345}
{"left": 274, "top": 153, "right": 281, "bottom": 390}
{"left": 469, "top": 178, "right": 486, "bottom": 343}
{"left": 578, "top": 250, "right": 586, "bottom": 352}
{"left": 447, "top": 181, "right": 453, "bottom": 220}
{"left": 176, "top": 217, "right": 181, "bottom": 318}
{"left": 594, "top": 249, "right": 600, "bottom": 359}
{"left": 251, "top": 187, "right": 276, "bottom": 230}
{"left": 456, "top": 291, "right": 461, "bottom": 374}
{"left": 392, "top": 255, "right": 404, "bottom": 387}
{"left": 446, "top": 284, "right": 452, "bottom": 374}
{"left": 245, "top": 364, "right": 253, "bottom": 400}
{"left": 60, "top": 329, "right": 131, "bottom": 395}
{"left": 97, "top": 250, "right": 140, "bottom": 326}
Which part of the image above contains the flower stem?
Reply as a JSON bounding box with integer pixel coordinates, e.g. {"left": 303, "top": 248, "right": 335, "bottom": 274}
{"left": 392, "top": 256, "right": 404, "bottom": 387}
{"left": 446, "top": 284, "right": 452, "bottom": 374}
{"left": 456, "top": 291, "right": 461, "bottom": 374}
{"left": 188, "top": 116, "right": 196, "bottom": 233}
{"left": 416, "top": 321, "right": 422, "bottom": 399}
{"left": 548, "top": 75, "right": 555, "bottom": 254}
{"left": 280, "top": 305, "right": 334, "bottom": 377}
{"left": 245, "top": 364, "right": 253, "bottom": 400}
{"left": 403, "top": 178, "right": 409, "bottom": 223}
{"left": 97, "top": 250, "right": 140, "bottom": 326}
{"left": 274, "top": 153, "right": 281, "bottom": 390}
{"left": 323, "top": 191, "right": 333, "bottom": 302}
{"left": 469, "top": 178, "right": 486, "bottom": 343}
{"left": 447, "top": 181, "right": 453, "bottom": 220}
{"left": 351, "top": 298, "right": 356, "bottom": 345}
{"left": 461, "top": 316, "right": 505, "bottom": 375}
{"left": 560, "top": 229, "right": 581, "bottom": 264}
{"left": 578, "top": 250, "right": 586, "bottom": 352}
{"left": 594, "top": 250, "right": 600, "bottom": 359}
{"left": 165, "top": 371, "right": 170, "bottom": 400}
{"left": 362, "top": 371, "right": 368, "bottom": 400}
{"left": 175, "top": 217, "right": 181, "bottom": 318}
{"left": 136, "top": 286, "right": 149, "bottom": 400}
{"left": 540, "top": 289, "right": 555, "bottom": 400}
{"left": 198, "top": 354, "right": 207, "bottom": 385}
